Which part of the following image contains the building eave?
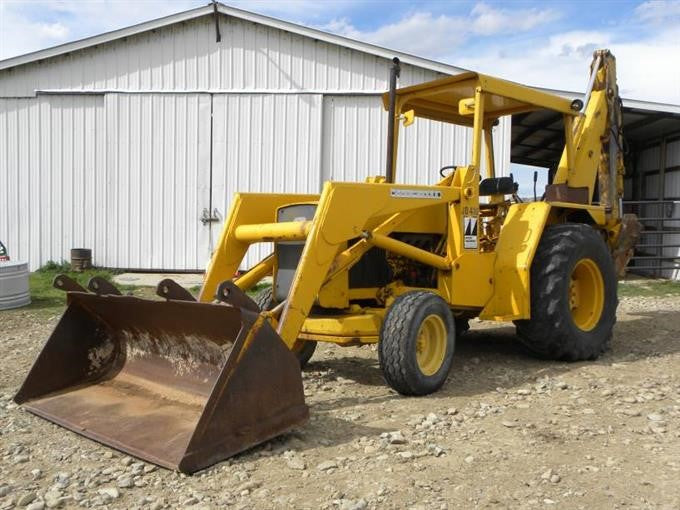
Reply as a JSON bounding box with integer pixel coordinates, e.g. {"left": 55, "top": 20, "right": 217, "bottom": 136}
{"left": 0, "top": 2, "right": 465, "bottom": 76}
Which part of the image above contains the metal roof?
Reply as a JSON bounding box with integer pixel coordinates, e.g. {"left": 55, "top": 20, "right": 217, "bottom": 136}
{"left": 512, "top": 107, "right": 680, "bottom": 168}
{"left": 0, "top": 2, "right": 465, "bottom": 76}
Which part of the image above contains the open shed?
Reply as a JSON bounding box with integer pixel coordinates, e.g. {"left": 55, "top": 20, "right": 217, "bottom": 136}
{"left": 512, "top": 98, "right": 680, "bottom": 279}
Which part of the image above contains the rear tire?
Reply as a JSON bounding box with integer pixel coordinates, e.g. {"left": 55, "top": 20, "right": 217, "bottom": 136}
{"left": 515, "top": 223, "right": 617, "bottom": 361}
{"left": 378, "top": 291, "right": 455, "bottom": 396}
{"left": 253, "top": 287, "right": 317, "bottom": 368}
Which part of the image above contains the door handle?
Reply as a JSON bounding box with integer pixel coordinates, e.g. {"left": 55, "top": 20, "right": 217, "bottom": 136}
{"left": 200, "top": 208, "right": 221, "bottom": 225}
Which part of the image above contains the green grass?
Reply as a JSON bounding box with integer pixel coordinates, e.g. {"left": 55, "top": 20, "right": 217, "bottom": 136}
{"left": 618, "top": 279, "right": 680, "bottom": 297}
{"left": 28, "top": 261, "right": 139, "bottom": 315}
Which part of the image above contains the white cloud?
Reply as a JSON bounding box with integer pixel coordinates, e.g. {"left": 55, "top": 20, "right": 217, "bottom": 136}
{"left": 38, "top": 22, "right": 69, "bottom": 40}
{"left": 229, "top": 0, "right": 360, "bottom": 20}
{"left": 0, "top": 1, "right": 203, "bottom": 60}
{"left": 0, "top": 0, "right": 361, "bottom": 61}
{"left": 454, "top": 26, "right": 680, "bottom": 104}
{"left": 320, "top": 4, "right": 679, "bottom": 104}
{"left": 321, "top": 3, "right": 560, "bottom": 60}
{"left": 634, "top": 0, "right": 680, "bottom": 24}
{"left": 469, "top": 3, "right": 559, "bottom": 36}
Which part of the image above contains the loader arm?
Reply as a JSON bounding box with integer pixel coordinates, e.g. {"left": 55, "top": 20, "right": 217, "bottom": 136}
{"left": 552, "top": 49, "right": 626, "bottom": 226}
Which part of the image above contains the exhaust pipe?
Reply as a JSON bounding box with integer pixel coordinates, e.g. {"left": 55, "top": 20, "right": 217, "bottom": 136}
{"left": 385, "top": 57, "right": 401, "bottom": 183}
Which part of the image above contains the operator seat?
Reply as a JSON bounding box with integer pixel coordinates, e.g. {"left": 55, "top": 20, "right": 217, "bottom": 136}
{"left": 478, "top": 176, "right": 518, "bottom": 196}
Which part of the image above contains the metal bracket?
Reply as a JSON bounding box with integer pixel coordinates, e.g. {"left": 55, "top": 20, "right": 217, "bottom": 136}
{"left": 156, "top": 278, "right": 197, "bottom": 302}
{"left": 201, "top": 208, "right": 221, "bottom": 225}
{"left": 53, "top": 274, "right": 87, "bottom": 293}
{"left": 215, "top": 280, "right": 260, "bottom": 312}
{"left": 87, "top": 277, "right": 122, "bottom": 296}
{"left": 211, "top": 0, "right": 222, "bottom": 43}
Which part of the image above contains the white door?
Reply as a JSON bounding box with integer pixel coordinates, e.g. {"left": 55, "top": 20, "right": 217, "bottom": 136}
{"left": 210, "top": 94, "right": 323, "bottom": 269}
{"left": 104, "top": 93, "right": 212, "bottom": 270}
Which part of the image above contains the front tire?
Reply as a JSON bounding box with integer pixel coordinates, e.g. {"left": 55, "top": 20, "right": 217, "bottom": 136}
{"left": 378, "top": 291, "right": 455, "bottom": 396}
{"left": 515, "top": 223, "right": 617, "bottom": 361}
{"left": 253, "top": 287, "right": 317, "bottom": 368}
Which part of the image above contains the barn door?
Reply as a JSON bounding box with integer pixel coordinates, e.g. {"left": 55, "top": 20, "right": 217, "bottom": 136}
{"left": 210, "top": 94, "right": 323, "bottom": 269}
{"left": 104, "top": 93, "right": 212, "bottom": 270}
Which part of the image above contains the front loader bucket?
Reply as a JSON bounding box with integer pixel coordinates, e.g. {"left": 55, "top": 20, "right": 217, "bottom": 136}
{"left": 14, "top": 292, "right": 308, "bottom": 473}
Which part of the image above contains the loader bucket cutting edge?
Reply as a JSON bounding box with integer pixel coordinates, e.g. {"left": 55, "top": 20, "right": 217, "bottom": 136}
{"left": 14, "top": 292, "right": 308, "bottom": 474}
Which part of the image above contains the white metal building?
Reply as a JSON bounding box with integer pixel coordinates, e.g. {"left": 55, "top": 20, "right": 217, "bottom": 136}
{"left": 1, "top": 3, "right": 678, "bottom": 276}
{"left": 0, "top": 3, "right": 510, "bottom": 271}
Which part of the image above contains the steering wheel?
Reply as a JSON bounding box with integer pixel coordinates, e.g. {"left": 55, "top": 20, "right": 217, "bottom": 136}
{"left": 439, "top": 165, "right": 456, "bottom": 177}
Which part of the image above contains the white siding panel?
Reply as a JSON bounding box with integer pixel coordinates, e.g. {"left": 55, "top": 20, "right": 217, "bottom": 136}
{"left": 666, "top": 139, "right": 680, "bottom": 168}
{"left": 662, "top": 232, "right": 680, "bottom": 280}
{"left": 624, "top": 177, "right": 633, "bottom": 200}
{"left": 321, "top": 96, "right": 511, "bottom": 185}
{"left": 0, "top": 15, "right": 444, "bottom": 97}
{"left": 665, "top": 171, "right": 680, "bottom": 199}
{"left": 211, "top": 93, "right": 323, "bottom": 269}
{"left": 644, "top": 173, "right": 659, "bottom": 200}
{"left": 637, "top": 145, "right": 660, "bottom": 173}
{"left": 104, "top": 93, "right": 212, "bottom": 270}
{"left": 0, "top": 96, "right": 105, "bottom": 269}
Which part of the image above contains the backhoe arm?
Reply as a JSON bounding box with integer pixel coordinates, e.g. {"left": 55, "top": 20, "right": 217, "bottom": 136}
{"left": 553, "top": 50, "right": 625, "bottom": 223}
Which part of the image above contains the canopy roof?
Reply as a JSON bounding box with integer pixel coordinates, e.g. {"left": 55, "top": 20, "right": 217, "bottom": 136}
{"left": 383, "top": 72, "right": 577, "bottom": 126}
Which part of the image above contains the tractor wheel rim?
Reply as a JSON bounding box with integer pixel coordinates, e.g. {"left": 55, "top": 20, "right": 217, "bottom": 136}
{"left": 569, "top": 258, "right": 605, "bottom": 331}
{"left": 415, "top": 314, "right": 447, "bottom": 376}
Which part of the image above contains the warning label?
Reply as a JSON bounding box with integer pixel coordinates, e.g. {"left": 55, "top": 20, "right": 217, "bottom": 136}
{"left": 463, "top": 216, "right": 478, "bottom": 249}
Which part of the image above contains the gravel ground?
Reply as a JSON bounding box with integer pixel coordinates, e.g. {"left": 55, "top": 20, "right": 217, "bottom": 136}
{"left": 1, "top": 294, "right": 679, "bottom": 509}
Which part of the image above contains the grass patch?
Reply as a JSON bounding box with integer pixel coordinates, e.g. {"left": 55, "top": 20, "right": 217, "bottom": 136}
{"left": 618, "top": 280, "right": 680, "bottom": 297}
{"left": 28, "top": 262, "right": 139, "bottom": 316}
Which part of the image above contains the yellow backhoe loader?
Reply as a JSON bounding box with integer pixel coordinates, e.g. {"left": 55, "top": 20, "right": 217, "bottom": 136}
{"left": 16, "top": 50, "right": 639, "bottom": 473}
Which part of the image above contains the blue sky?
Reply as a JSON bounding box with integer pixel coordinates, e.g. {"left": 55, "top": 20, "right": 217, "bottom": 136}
{"left": 1, "top": 0, "right": 679, "bottom": 104}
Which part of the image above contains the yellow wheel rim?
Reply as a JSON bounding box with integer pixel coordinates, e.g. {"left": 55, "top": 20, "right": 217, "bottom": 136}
{"left": 415, "top": 314, "right": 447, "bottom": 376}
{"left": 569, "top": 258, "right": 605, "bottom": 331}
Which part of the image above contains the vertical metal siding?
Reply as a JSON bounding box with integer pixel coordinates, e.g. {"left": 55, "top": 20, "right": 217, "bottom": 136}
{"left": 644, "top": 174, "right": 660, "bottom": 200}
{"left": 662, "top": 232, "right": 680, "bottom": 279}
{"left": 211, "top": 93, "right": 323, "bottom": 268}
{"left": 637, "top": 145, "right": 660, "bottom": 173}
{"left": 321, "top": 96, "right": 511, "bottom": 185}
{"left": 104, "top": 93, "right": 212, "bottom": 270}
{"left": 0, "top": 14, "right": 522, "bottom": 273}
{"left": 624, "top": 178, "right": 633, "bottom": 199}
{"left": 0, "top": 96, "right": 105, "bottom": 269}
{"left": 666, "top": 139, "right": 680, "bottom": 168}
{"left": 0, "top": 15, "right": 443, "bottom": 98}
{"left": 665, "top": 171, "right": 680, "bottom": 198}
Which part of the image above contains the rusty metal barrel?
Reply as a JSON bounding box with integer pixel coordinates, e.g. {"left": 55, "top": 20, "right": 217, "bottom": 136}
{"left": 70, "top": 248, "right": 92, "bottom": 272}
{"left": 15, "top": 290, "right": 308, "bottom": 473}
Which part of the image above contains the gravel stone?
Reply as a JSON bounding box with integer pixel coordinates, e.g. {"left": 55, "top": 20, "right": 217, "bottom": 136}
{"left": 98, "top": 487, "right": 120, "bottom": 500}
{"left": 17, "top": 492, "right": 37, "bottom": 506}
{"left": 316, "top": 460, "right": 338, "bottom": 471}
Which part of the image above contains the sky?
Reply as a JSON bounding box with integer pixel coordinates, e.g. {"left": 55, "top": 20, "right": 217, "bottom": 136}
{"left": 1, "top": 0, "right": 679, "bottom": 105}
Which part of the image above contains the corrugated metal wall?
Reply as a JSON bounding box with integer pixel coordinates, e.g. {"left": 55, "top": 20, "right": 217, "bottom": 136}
{"left": 104, "top": 93, "right": 212, "bottom": 270}
{"left": 630, "top": 138, "right": 680, "bottom": 279}
{"left": 321, "top": 95, "right": 511, "bottom": 184}
{"left": 211, "top": 93, "right": 323, "bottom": 267}
{"left": 0, "top": 12, "right": 519, "bottom": 272}
{"left": 0, "top": 91, "right": 515, "bottom": 271}
{"left": 0, "top": 96, "right": 105, "bottom": 269}
{"left": 0, "top": 15, "right": 440, "bottom": 97}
